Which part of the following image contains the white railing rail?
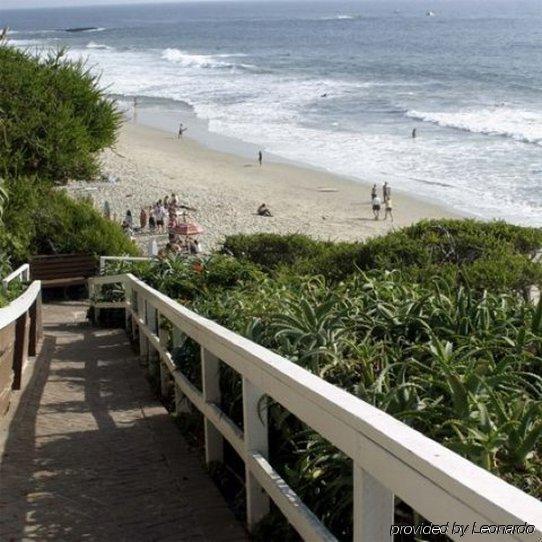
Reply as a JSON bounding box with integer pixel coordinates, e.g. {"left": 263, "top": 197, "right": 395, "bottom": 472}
{"left": 1, "top": 264, "right": 30, "bottom": 290}
{"left": 89, "top": 273, "right": 542, "bottom": 542}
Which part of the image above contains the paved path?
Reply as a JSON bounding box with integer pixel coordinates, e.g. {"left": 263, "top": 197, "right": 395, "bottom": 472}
{"left": 0, "top": 303, "right": 247, "bottom": 542}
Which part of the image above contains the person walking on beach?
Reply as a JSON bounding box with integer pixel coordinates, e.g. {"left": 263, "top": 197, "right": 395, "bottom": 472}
{"left": 258, "top": 150, "right": 263, "bottom": 167}
{"left": 372, "top": 195, "right": 381, "bottom": 220}
{"left": 178, "top": 123, "right": 187, "bottom": 139}
{"left": 371, "top": 184, "right": 377, "bottom": 200}
{"left": 384, "top": 197, "right": 393, "bottom": 222}
{"left": 412, "top": 128, "right": 417, "bottom": 139}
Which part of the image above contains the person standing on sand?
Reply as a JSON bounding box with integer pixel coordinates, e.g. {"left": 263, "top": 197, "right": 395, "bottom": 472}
{"left": 383, "top": 181, "right": 391, "bottom": 200}
{"left": 412, "top": 128, "right": 417, "bottom": 139}
{"left": 178, "top": 123, "right": 187, "bottom": 139}
{"left": 148, "top": 206, "right": 156, "bottom": 231}
{"left": 258, "top": 150, "right": 263, "bottom": 167}
{"left": 140, "top": 207, "right": 148, "bottom": 231}
{"left": 156, "top": 203, "right": 166, "bottom": 234}
{"left": 371, "top": 184, "right": 377, "bottom": 200}
{"left": 384, "top": 198, "right": 393, "bottom": 222}
{"left": 372, "top": 195, "right": 381, "bottom": 220}
{"left": 103, "top": 200, "right": 111, "bottom": 221}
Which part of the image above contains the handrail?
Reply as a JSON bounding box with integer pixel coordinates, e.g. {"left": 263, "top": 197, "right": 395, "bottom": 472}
{"left": 1, "top": 264, "right": 30, "bottom": 290}
{"left": 89, "top": 273, "right": 542, "bottom": 541}
{"left": 0, "top": 281, "right": 41, "bottom": 331}
{"left": 0, "top": 273, "right": 42, "bottom": 409}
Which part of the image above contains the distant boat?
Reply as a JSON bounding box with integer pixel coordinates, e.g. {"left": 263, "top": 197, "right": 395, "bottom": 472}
{"left": 64, "top": 27, "right": 99, "bottom": 33}
{"left": 426, "top": 11, "right": 436, "bottom": 17}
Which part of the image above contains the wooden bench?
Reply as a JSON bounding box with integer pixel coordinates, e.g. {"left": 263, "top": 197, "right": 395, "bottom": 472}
{"left": 30, "top": 254, "right": 98, "bottom": 289}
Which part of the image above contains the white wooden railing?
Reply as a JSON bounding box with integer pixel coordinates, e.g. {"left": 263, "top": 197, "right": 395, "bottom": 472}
{"left": 89, "top": 273, "right": 542, "bottom": 542}
{"left": 0, "top": 269, "right": 42, "bottom": 414}
{"left": 1, "top": 263, "right": 30, "bottom": 290}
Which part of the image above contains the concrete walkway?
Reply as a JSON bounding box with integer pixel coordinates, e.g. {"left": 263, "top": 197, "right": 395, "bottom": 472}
{"left": 0, "top": 303, "right": 247, "bottom": 542}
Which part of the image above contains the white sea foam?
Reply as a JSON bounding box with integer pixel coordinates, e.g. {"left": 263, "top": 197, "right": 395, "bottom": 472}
{"left": 320, "top": 14, "right": 361, "bottom": 21}
{"left": 407, "top": 108, "right": 542, "bottom": 146}
{"left": 86, "top": 41, "right": 111, "bottom": 50}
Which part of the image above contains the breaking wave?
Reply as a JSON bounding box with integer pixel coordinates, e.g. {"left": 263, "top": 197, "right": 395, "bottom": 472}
{"left": 407, "top": 108, "right": 542, "bottom": 146}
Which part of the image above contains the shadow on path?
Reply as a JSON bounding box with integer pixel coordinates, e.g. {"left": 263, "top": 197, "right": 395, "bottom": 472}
{"left": 0, "top": 303, "right": 246, "bottom": 542}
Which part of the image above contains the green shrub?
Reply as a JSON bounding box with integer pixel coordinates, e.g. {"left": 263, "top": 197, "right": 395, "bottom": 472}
{"left": 0, "top": 44, "right": 120, "bottom": 182}
{"left": 222, "top": 233, "right": 328, "bottom": 270}
{"left": 222, "top": 220, "right": 542, "bottom": 292}
{"left": 0, "top": 177, "right": 138, "bottom": 265}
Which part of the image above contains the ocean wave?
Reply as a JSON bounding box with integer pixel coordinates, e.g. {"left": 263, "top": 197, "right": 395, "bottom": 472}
{"left": 407, "top": 108, "right": 542, "bottom": 146}
{"left": 320, "top": 14, "right": 361, "bottom": 21}
{"left": 160, "top": 48, "right": 256, "bottom": 71}
{"left": 68, "top": 27, "right": 105, "bottom": 33}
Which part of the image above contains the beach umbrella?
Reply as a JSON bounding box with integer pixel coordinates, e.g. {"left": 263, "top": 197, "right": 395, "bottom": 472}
{"left": 174, "top": 222, "right": 204, "bottom": 236}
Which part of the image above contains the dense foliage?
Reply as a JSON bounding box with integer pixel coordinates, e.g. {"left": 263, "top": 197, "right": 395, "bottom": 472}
{"left": 0, "top": 177, "right": 138, "bottom": 267}
{"left": 0, "top": 41, "right": 136, "bottom": 273}
{"left": 223, "top": 219, "right": 542, "bottom": 292}
{"left": 102, "top": 221, "right": 542, "bottom": 540}
{"left": 0, "top": 43, "right": 120, "bottom": 182}
{"left": 0, "top": 278, "right": 27, "bottom": 309}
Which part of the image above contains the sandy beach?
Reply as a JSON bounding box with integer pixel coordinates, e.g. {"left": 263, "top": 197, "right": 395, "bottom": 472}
{"left": 67, "top": 120, "right": 457, "bottom": 252}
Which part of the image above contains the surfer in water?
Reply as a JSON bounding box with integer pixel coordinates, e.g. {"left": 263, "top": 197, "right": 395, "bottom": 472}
{"left": 178, "top": 123, "right": 187, "bottom": 139}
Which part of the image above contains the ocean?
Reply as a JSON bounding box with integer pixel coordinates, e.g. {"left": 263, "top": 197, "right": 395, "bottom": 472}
{"left": 2, "top": 0, "right": 542, "bottom": 225}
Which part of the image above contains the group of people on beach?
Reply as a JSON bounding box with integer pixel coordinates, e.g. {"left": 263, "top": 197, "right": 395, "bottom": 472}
{"left": 108, "top": 192, "right": 202, "bottom": 256}
{"left": 371, "top": 182, "right": 393, "bottom": 221}
{"left": 135, "top": 193, "right": 197, "bottom": 234}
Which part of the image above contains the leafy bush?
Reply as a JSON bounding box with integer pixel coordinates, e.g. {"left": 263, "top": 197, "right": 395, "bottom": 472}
{"left": 0, "top": 177, "right": 138, "bottom": 265}
{"left": 222, "top": 233, "right": 329, "bottom": 271}
{"left": 0, "top": 43, "right": 120, "bottom": 182}
{"left": 223, "top": 220, "right": 542, "bottom": 292}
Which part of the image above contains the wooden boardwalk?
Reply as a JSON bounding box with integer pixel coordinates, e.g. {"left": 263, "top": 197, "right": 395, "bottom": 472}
{"left": 0, "top": 302, "right": 247, "bottom": 542}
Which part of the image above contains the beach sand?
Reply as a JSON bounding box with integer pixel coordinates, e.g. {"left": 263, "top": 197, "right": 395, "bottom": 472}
{"left": 67, "top": 121, "right": 457, "bottom": 252}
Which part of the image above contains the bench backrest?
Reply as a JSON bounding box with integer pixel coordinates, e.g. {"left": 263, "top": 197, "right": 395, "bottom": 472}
{"left": 30, "top": 254, "right": 98, "bottom": 281}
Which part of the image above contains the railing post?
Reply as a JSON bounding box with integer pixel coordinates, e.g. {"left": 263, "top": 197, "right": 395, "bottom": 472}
{"left": 243, "top": 377, "right": 269, "bottom": 531}
{"left": 157, "top": 313, "right": 169, "bottom": 397}
{"left": 201, "top": 348, "right": 223, "bottom": 464}
{"left": 28, "top": 292, "right": 42, "bottom": 356}
{"left": 172, "top": 326, "right": 190, "bottom": 414}
{"left": 124, "top": 278, "right": 132, "bottom": 335}
{"left": 138, "top": 295, "right": 148, "bottom": 364}
{"left": 88, "top": 279, "right": 100, "bottom": 324}
{"left": 353, "top": 463, "right": 394, "bottom": 542}
{"left": 12, "top": 311, "right": 29, "bottom": 390}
